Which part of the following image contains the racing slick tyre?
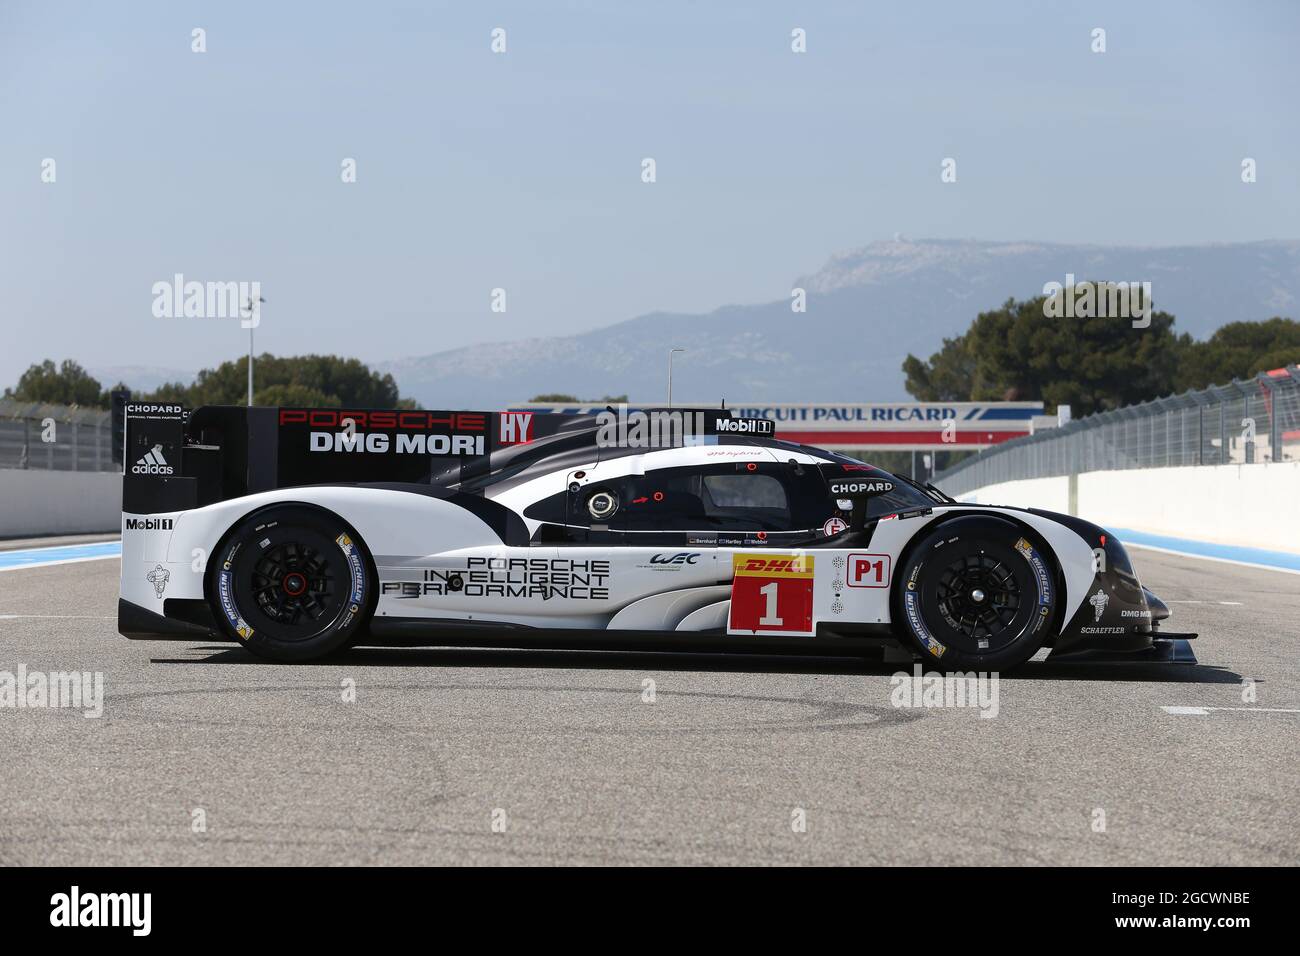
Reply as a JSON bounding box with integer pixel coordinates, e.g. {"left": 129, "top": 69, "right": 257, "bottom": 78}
{"left": 893, "top": 516, "right": 1058, "bottom": 672}
{"left": 208, "top": 505, "right": 374, "bottom": 662}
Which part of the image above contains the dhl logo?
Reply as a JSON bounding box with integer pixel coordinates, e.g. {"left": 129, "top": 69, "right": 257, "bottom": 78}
{"left": 732, "top": 553, "right": 814, "bottom": 578}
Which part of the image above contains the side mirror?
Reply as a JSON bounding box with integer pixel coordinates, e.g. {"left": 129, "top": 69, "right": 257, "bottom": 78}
{"left": 825, "top": 477, "right": 894, "bottom": 531}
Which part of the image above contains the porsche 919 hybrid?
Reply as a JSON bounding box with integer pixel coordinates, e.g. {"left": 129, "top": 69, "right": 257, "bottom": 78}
{"left": 117, "top": 404, "right": 1195, "bottom": 669}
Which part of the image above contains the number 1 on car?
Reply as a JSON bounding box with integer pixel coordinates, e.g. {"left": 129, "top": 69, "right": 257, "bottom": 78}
{"left": 729, "top": 553, "right": 815, "bottom": 636}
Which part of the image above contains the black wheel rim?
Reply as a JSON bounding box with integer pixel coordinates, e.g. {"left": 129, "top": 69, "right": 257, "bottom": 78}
{"left": 250, "top": 541, "right": 336, "bottom": 626}
{"left": 936, "top": 554, "right": 1021, "bottom": 639}
{"left": 230, "top": 528, "right": 352, "bottom": 642}
{"left": 921, "top": 544, "right": 1035, "bottom": 654}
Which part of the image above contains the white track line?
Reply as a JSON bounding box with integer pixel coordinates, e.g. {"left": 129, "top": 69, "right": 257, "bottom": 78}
{"left": 1162, "top": 705, "right": 1300, "bottom": 716}
{"left": 0, "top": 614, "right": 116, "bottom": 620}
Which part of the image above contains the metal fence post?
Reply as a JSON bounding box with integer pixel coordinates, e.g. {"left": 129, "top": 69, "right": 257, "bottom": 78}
{"left": 1265, "top": 377, "right": 1280, "bottom": 463}
{"left": 1182, "top": 406, "right": 1189, "bottom": 466}
{"left": 1196, "top": 405, "right": 1203, "bottom": 465}
{"left": 1244, "top": 394, "right": 1253, "bottom": 464}
{"left": 1219, "top": 403, "right": 1226, "bottom": 464}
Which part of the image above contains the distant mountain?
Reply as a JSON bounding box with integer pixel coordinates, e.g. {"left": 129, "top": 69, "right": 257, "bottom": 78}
{"left": 382, "top": 239, "right": 1300, "bottom": 407}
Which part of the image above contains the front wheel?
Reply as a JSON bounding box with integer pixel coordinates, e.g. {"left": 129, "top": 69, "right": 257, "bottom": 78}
{"left": 893, "top": 516, "right": 1057, "bottom": 671}
{"left": 209, "top": 505, "right": 374, "bottom": 662}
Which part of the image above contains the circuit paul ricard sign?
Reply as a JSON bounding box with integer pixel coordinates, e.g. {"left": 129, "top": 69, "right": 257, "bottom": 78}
{"left": 514, "top": 402, "right": 1043, "bottom": 452}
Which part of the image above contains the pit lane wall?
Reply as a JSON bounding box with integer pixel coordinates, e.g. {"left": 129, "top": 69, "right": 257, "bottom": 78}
{"left": 0, "top": 470, "right": 122, "bottom": 537}
{"left": 956, "top": 462, "right": 1299, "bottom": 555}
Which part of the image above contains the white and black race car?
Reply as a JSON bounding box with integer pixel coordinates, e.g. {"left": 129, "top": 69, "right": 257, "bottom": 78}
{"left": 118, "top": 404, "right": 1196, "bottom": 669}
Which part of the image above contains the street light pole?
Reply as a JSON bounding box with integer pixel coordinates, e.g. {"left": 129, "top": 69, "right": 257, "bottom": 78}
{"left": 243, "top": 296, "right": 265, "bottom": 406}
{"left": 668, "top": 348, "right": 685, "bottom": 407}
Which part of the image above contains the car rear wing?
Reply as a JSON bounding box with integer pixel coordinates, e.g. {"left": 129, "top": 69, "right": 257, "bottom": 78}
{"left": 120, "top": 404, "right": 554, "bottom": 515}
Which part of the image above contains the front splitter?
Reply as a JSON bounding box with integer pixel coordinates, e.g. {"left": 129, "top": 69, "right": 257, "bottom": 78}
{"left": 1048, "top": 636, "right": 1198, "bottom": 665}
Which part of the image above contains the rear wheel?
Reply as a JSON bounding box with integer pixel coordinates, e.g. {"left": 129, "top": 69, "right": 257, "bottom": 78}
{"left": 894, "top": 516, "right": 1057, "bottom": 671}
{"left": 209, "top": 505, "right": 373, "bottom": 662}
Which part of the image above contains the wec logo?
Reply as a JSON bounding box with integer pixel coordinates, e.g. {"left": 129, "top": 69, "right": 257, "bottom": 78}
{"left": 650, "top": 552, "right": 700, "bottom": 565}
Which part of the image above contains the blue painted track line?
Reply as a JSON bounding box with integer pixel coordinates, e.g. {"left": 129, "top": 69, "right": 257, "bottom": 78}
{"left": 0, "top": 540, "right": 122, "bottom": 571}
{"left": 1110, "top": 527, "right": 1300, "bottom": 574}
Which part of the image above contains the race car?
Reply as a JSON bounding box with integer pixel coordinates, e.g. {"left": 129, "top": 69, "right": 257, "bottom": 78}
{"left": 117, "top": 403, "right": 1196, "bottom": 669}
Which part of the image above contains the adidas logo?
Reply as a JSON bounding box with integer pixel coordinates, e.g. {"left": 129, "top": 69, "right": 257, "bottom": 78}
{"left": 131, "top": 444, "right": 174, "bottom": 476}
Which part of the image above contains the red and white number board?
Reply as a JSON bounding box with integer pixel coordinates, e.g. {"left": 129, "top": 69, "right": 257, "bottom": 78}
{"left": 846, "top": 553, "right": 890, "bottom": 588}
{"left": 728, "top": 553, "right": 815, "bottom": 637}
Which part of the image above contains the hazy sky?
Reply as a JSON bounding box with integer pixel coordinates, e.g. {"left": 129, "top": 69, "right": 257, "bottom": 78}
{"left": 2, "top": 0, "right": 1298, "bottom": 388}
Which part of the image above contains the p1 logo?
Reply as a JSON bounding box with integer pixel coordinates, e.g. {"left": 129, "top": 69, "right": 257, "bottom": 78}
{"left": 846, "top": 553, "right": 890, "bottom": 588}
{"left": 728, "top": 553, "right": 815, "bottom": 636}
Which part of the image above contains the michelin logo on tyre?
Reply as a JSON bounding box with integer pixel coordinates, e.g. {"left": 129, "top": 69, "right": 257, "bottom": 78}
{"left": 217, "top": 542, "right": 254, "bottom": 640}
{"left": 905, "top": 565, "right": 946, "bottom": 658}
{"left": 1013, "top": 537, "right": 1054, "bottom": 634}
{"left": 335, "top": 533, "right": 366, "bottom": 629}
